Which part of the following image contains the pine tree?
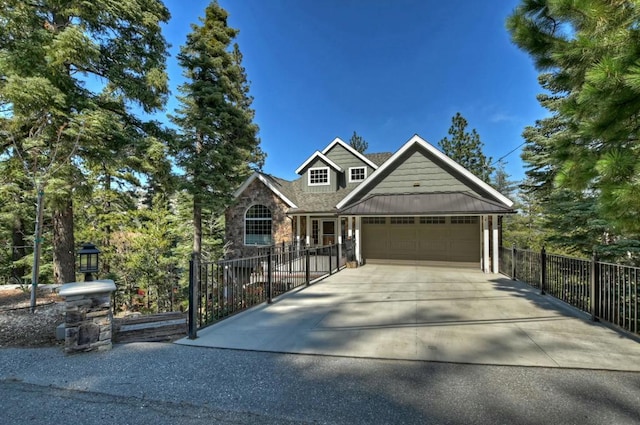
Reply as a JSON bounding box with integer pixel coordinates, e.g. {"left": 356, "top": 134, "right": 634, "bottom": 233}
{"left": 349, "top": 131, "right": 368, "bottom": 153}
{"left": 507, "top": 0, "right": 640, "bottom": 234}
{"left": 171, "top": 1, "right": 264, "bottom": 260}
{"left": 502, "top": 182, "right": 547, "bottom": 251}
{"left": 515, "top": 74, "right": 640, "bottom": 262}
{"left": 439, "top": 112, "right": 494, "bottom": 183}
{"left": 0, "top": 1, "right": 171, "bottom": 283}
{"left": 491, "top": 160, "right": 517, "bottom": 199}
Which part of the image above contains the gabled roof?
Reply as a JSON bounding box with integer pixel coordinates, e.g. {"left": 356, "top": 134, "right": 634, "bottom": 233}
{"left": 294, "top": 151, "right": 344, "bottom": 175}
{"left": 232, "top": 172, "right": 298, "bottom": 208}
{"left": 339, "top": 192, "right": 515, "bottom": 215}
{"left": 336, "top": 134, "right": 514, "bottom": 209}
{"left": 364, "top": 152, "right": 393, "bottom": 166}
{"left": 285, "top": 178, "right": 352, "bottom": 214}
{"left": 321, "top": 137, "right": 379, "bottom": 169}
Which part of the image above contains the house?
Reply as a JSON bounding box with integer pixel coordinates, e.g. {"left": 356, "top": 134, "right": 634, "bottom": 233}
{"left": 225, "top": 134, "right": 514, "bottom": 272}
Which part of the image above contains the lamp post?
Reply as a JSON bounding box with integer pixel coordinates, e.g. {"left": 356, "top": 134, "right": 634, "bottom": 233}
{"left": 78, "top": 242, "right": 100, "bottom": 282}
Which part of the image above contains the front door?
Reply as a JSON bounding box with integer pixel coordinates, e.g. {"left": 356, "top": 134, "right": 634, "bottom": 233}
{"left": 322, "top": 220, "right": 335, "bottom": 245}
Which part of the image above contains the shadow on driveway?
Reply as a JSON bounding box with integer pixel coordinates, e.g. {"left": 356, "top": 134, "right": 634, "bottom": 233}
{"left": 178, "top": 264, "right": 640, "bottom": 371}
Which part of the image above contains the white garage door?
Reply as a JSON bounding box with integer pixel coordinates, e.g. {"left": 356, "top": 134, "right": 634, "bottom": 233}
{"left": 362, "top": 216, "right": 480, "bottom": 265}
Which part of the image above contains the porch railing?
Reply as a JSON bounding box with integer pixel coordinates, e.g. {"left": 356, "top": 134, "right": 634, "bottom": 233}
{"left": 499, "top": 246, "right": 639, "bottom": 336}
{"left": 188, "top": 243, "right": 346, "bottom": 338}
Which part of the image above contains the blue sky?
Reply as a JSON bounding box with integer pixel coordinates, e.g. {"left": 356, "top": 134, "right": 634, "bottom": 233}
{"left": 161, "top": 0, "right": 546, "bottom": 183}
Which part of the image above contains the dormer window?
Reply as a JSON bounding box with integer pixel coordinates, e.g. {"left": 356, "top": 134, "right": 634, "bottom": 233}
{"left": 309, "top": 167, "right": 329, "bottom": 185}
{"left": 349, "top": 167, "right": 367, "bottom": 182}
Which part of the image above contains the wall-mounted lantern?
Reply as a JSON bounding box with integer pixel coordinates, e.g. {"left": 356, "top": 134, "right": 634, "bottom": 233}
{"left": 78, "top": 242, "right": 100, "bottom": 282}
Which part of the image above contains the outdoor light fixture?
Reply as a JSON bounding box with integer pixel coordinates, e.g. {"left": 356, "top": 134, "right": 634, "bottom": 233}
{"left": 78, "top": 242, "right": 100, "bottom": 282}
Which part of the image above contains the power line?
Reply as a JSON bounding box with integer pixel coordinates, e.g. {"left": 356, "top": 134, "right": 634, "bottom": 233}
{"left": 491, "top": 141, "right": 526, "bottom": 165}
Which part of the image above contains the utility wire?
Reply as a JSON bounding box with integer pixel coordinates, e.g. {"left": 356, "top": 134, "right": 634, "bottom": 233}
{"left": 491, "top": 141, "right": 526, "bottom": 166}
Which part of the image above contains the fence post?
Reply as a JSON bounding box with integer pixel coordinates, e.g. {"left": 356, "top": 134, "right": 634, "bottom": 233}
{"left": 288, "top": 243, "right": 292, "bottom": 274}
{"left": 188, "top": 253, "right": 198, "bottom": 339}
{"left": 590, "top": 251, "right": 600, "bottom": 322}
{"left": 267, "top": 251, "right": 273, "bottom": 304}
{"left": 329, "top": 245, "right": 333, "bottom": 275}
{"left": 540, "top": 246, "right": 546, "bottom": 295}
{"left": 305, "top": 248, "right": 311, "bottom": 286}
{"left": 511, "top": 244, "right": 516, "bottom": 281}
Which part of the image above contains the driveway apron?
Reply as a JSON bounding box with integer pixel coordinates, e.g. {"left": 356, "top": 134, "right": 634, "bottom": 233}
{"left": 176, "top": 264, "right": 640, "bottom": 371}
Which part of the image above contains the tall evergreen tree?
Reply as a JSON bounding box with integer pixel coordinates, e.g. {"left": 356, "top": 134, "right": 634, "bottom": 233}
{"left": 439, "top": 112, "right": 494, "bottom": 183}
{"left": 349, "top": 131, "right": 368, "bottom": 153}
{"left": 502, "top": 179, "right": 547, "bottom": 251}
{"left": 171, "top": 1, "right": 264, "bottom": 259}
{"left": 491, "top": 160, "right": 517, "bottom": 199}
{"left": 508, "top": 0, "right": 640, "bottom": 234}
{"left": 517, "top": 76, "right": 640, "bottom": 261}
{"left": 0, "top": 1, "right": 171, "bottom": 283}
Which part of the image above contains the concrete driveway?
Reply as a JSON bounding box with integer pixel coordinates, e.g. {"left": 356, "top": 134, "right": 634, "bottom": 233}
{"left": 177, "top": 264, "right": 640, "bottom": 370}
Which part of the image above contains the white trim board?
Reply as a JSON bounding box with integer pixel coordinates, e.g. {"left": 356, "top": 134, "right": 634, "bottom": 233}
{"left": 295, "top": 151, "right": 344, "bottom": 175}
{"left": 322, "top": 137, "right": 379, "bottom": 170}
{"left": 232, "top": 172, "right": 297, "bottom": 208}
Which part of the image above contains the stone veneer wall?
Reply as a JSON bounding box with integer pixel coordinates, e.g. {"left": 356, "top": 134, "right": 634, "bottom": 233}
{"left": 225, "top": 178, "right": 292, "bottom": 259}
{"left": 59, "top": 280, "right": 116, "bottom": 354}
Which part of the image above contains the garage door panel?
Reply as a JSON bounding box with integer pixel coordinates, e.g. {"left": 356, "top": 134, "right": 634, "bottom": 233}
{"left": 362, "top": 224, "right": 388, "bottom": 259}
{"left": 362, "top": 219, "right": 480, "bottom": 264}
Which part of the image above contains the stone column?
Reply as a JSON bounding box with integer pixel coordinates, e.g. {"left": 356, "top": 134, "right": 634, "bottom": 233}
{"left": 59, "top": 280, "right": 116, "bottom": 354}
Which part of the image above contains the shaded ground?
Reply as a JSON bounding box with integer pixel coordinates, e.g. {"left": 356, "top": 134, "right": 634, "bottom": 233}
{"left": 2, "top": 344, "right": 640, "bottom": 425}
{"left": 0, "top": 287, "right": 64, "bottom": 348}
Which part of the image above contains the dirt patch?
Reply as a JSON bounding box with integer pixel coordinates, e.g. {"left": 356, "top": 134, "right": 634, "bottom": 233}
{"left": 0, "top": 287, "right": 65, "bottom": 348}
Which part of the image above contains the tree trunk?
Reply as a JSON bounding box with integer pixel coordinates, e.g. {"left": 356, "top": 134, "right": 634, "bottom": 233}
{"left": 53, "top": 200, "right": 76, "bottom": 283}
{"left": 193, "top": 193, "right": 202, "bottom": 257}
{"left": 11, "top": 216, "right": 26, "bottom": 284}
{"left": 103, "top": 169, "right": 111, "bottom": 275}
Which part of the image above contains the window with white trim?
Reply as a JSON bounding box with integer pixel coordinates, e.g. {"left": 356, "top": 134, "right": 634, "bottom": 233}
{"left": 308, "top": 167, "right": 329, "bottom": 185}
{"left": 245, "top": 204, "right": 272, "bottom": 245}
{"left": 349, "top": 167, "right": 366, "bottom": 182}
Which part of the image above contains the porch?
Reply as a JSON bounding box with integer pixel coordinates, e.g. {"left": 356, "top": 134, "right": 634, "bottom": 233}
{"left": 290, "top": 211, "right": 503, "bottom": 272}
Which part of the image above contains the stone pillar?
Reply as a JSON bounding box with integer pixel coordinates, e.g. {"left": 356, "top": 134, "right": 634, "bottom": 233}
{"left": 59, "top": 280, "right": 116, "bottom": 354}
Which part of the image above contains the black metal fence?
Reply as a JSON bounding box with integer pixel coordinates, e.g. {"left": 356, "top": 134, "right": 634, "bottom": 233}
{"left": 188, "top": 243, "right": 346, "bottom": 338}
{"left": 499, "top": 246, "right": 639, "bottom": 336}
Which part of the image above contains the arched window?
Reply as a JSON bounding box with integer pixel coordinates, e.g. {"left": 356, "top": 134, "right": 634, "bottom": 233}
{"left": 245, "top": 204, "right": 272, "bottom": 245}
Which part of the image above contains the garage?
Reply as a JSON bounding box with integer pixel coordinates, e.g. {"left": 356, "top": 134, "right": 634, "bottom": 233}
{"left": 362, "top": 216, "right": 480, "bottom": 265}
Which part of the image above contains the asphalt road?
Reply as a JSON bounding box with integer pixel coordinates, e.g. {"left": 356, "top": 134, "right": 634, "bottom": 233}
{"left": 1, "top": 343, "right": 639, "bottom": 425}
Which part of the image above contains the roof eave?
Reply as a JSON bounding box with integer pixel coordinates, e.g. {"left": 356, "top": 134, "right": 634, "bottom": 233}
{"left": 337, "top": 134, "right": 514, "bottom": 209}
{"left": 321, "top": 137, "right": 379, "bottom": 170}
{"left": 295, "top": 151, "right": 344, "bottom": 174}
{"left": 233, "top": 172, "right": 298, "bottom": 208}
